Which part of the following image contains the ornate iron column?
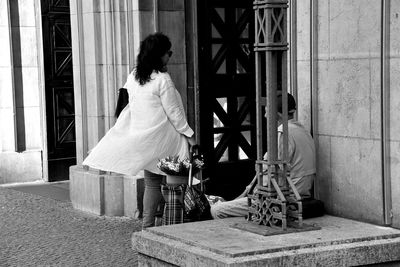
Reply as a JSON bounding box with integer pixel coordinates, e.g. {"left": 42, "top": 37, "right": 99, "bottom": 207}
{"left": 248, "top": 0, "right": 302, "bottom": 230}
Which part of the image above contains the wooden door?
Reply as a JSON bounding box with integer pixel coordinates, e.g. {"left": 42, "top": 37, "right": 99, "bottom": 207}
{"left": 198, "top": 0, "right": 256, "bottom": 200}
{"left": 41, "top": 0, "right": 75, "bottom": 181}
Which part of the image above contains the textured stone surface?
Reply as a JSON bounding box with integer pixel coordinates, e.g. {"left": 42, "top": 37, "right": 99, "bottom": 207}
{"left": 0, "top": 27, "right": 11, "bottom": 67}
{"left": 87, "top": 115, "right": 106, "bottom": 150}
{"left": 391, "top": 140, "right": 400, "bottom": 229}
{"left": 0, "top": 186, "right": 141, "bottom": 266}
{"left": 133, "top": 216, "right": 400, "bottom": 266}
{"left": 10, "top": 181, "right": 70, "bottom": 202}
{"left": 316, "top": 135, "right": 331, "bottom": 205}
{"left": 317, "top": 0, "right": 329, "bottom": 59}
{"left": 168, "top": 64, "right": 188, "bottom": 111}
{"left": 329, "top": 137, "right": 383, "bottom": 224}
{"left": 0, "top": 151, "right": 42, "bottom": 184}
{"left": 13, "top": 66, "right": 40, "bottom": 107}
{"left": 22, "top": 106, "right": 42, "bottom": 149}
{"left": 0, "top": 67, "right": 13, "bottom": 108}
{"left": 329, "top": 0, "right": 380, "bottom": 58}
{"left": 70, "top": 165, "right": 143, "bottom": 218}
{"left": 11, "top": 27, "right": 38, "bottom": 67}
{"left": 296, "top": 0, "right": 310, "bottom": 61}
{"left": 159, "top": 11, "right": 186, "bottom": 65}
{"left": 124, "top": 176, "right": 138, "bottom": 218}
{"left": 10, "top": 0, "right": 35, "bottom": 27}
{"left": 104, "top": 173, "right": 124, "bottom": 216}
{"left": 0, "top": 107, "right": 15, "bottom": 152}
{"left": 296, "top": 60, "right": 311, "bottom": 132}
{"left": 70, "top": 165, "right": 104, "bottom": 215}
{"left": 0, "top": 0, "right": 7, "bottom": 26}
{"left": 318, "top": 59, "right": 380, "bottom": 138}
{"left": 390, "top": 58, "right": 400, "bottom": 141}
{"left": 390, "top": 1, "right": 400, "bottom": 56}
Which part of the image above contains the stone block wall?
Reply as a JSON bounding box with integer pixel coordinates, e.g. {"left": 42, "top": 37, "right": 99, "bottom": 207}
{"left": 296, "top": 0, "right": 400, "bottom": 226}
{"left": 390, "top": 1, "right": 400, "bottom": 229}
{"left": 316, "top": 0, "right": 383, "bottom": 225}
{"left": 296, "top": 0, "right": 311, "bottom": 133}
{"left": 0, "top": 0, "right": 44, "bottom": 184}
{"left": 158, "top": 0, "right": 187, "bottom": 111}
{"left": 70, "top": 165, "right": 143, "bottom": 217}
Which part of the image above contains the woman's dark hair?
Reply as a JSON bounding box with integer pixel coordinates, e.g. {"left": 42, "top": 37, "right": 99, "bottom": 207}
{"left": 135, "top": 32, "right": 171, "bottom": 85}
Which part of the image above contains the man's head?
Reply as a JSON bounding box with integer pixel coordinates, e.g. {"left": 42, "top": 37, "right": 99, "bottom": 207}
{"left": 277, "top": 93, "right": 296, "bottom": 115}
{"left": 264, "top": 93, "right": 297, "bottom": 121}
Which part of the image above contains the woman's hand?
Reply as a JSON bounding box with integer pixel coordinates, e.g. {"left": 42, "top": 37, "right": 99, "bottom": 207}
{"left": 187, "top": 135, "right": 197, "bottom": 147}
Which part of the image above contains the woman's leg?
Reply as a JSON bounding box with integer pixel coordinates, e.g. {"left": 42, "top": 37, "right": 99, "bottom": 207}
{"left": 142, "top": 170, "right": 164, "bottom": 228}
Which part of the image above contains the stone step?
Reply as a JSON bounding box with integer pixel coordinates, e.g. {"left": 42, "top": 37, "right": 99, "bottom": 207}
{"left": 133, "top": 215, "right": 400, "bottom": 266}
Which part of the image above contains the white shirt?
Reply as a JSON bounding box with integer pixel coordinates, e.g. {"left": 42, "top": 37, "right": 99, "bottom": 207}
{"left": 83, "top": 71, "right": 194, "bottom": 176}
{"left": 277, "top": 120, "right": 316, "bottom": 184}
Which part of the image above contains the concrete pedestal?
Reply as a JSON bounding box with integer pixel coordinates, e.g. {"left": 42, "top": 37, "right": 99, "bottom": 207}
{"left": 70, "top": 165, "right": 143, "bottom": 217}
{"left": 132, "top": 215, "right": 400, "bottom": 266}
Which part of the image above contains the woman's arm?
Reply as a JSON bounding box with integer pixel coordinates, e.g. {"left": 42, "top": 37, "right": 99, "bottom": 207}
{"left": 159, "top": 74, "right": 194, "bottom": 138}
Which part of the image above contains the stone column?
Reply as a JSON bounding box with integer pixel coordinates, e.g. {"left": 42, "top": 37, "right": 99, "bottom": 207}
{"left": 69, "top": 0, "right": 172, "bottom": 217}
{"left": 0, "top": 0, "right": 44, "bottom": 184}
{"left": 158, "top": 0, "right": 187, "bottom": 110}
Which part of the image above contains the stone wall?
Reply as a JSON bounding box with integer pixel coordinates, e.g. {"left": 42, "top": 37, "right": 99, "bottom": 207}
{"left": 390, "top": 1, "right": 400, "bottom": 229}
{"left": 296, "top": 0, "right": 400, "bottom": 226}
{"left": 316, "top": 0, "right": 383, "bottom": 225}
{"left": 0, "top": 0, "right": 44, "bottom": 184}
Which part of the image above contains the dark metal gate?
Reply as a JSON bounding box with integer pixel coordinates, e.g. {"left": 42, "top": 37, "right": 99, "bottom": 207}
{"left": 198, "top": 0, "right": 256, "bottom": 200}
{"left": 41, "top": 0, "right": 75, "bottom": 181}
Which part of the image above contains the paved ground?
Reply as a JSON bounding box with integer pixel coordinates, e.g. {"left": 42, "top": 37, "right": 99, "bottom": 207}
{"left": 0, "top": 185, "right": 141, "bottom": 267}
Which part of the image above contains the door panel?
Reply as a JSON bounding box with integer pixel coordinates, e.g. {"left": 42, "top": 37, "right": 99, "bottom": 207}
{"left": 42, "top": 0, "right": 75, "bottom": 181}
{"left": 198, "top": 0, "right": 256, "bottom": 200}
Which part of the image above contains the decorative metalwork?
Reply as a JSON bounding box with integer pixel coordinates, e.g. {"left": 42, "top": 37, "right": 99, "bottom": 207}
{"left": 205, "top": 5, "right": 255, "bottom": 163}
{"left": 248, "top": 0, "right": 302, "bottom": 230}
{"left": 42, "top": 0, "right": 76, "bottom": 181}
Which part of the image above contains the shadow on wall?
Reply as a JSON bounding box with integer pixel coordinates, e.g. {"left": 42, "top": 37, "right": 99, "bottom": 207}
{"left": 10, "top": 0, "right": 26, "bottom": 152}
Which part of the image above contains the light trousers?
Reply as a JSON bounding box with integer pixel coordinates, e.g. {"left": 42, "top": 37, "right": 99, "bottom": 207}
{"left": 210, "top": 174, "right": 315, "bottom": 219}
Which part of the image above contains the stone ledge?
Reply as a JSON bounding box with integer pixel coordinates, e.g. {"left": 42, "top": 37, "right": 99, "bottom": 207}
{"left": 132, "top": 216, "right": 400, "bottom": 266}
{"left": 69, "top": 165, "right": 143, "bottom": 217}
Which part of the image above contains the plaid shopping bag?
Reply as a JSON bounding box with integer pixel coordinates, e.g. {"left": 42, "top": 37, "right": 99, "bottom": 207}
{"left": 161, "top": 184, "right": 187, "bottom": 225}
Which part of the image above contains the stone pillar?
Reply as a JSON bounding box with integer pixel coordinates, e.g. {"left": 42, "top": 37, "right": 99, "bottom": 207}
{"left": 71, "top": 1, "right": 129, "bottom": 163}
{"left": 69, "top": 0, "right": 187, "bottom": 217}
{"left": 158, "top": 0, "right": 188, "bottom": 110}
{"left": 0, "top": 0, "right": 44, "bottom": 184}
{"left": 69, "top": 0, "right": 143, "bottom": 217}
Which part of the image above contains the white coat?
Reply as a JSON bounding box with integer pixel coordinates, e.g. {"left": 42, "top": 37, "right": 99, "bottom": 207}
{"left": 82, "top": 71, "right": 194, "bottom": 175}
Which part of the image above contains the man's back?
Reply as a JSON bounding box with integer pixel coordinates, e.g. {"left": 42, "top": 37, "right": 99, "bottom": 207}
{"left": 278, "top": 120, "right": 316, "bottom": 197}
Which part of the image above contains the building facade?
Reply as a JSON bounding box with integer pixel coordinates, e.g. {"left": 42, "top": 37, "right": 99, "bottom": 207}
{"left": 0, "top": 0, "right": 399, "bottom": 228}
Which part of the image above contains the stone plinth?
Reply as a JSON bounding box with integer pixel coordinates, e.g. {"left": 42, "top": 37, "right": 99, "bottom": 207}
{"left": 132, "top": 215, "right": 400, "bottom": 266}
{"left": 70, "top": 165, "right": 143, "bottom": 217}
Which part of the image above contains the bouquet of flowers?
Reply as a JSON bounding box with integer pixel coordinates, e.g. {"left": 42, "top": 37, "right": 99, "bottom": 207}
{"left": 157, "top": 155, "right": 205, "bottom": 176}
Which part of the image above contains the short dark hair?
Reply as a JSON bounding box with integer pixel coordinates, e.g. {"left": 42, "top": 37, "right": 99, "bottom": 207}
{"left": 277, "top": 93, "right": 296, "bottom": 114}
{"left": 135, "top": 32, "right": 171, "bottom": 85}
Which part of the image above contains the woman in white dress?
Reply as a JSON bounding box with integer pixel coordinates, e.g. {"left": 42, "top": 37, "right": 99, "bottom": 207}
{"left": 83, "top": 33, "right": 196, "bottom": 228}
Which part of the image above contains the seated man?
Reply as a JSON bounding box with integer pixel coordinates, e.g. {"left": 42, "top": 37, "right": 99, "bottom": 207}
{"left": 210, "top": 93, "right": 316, "bottom": 219}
